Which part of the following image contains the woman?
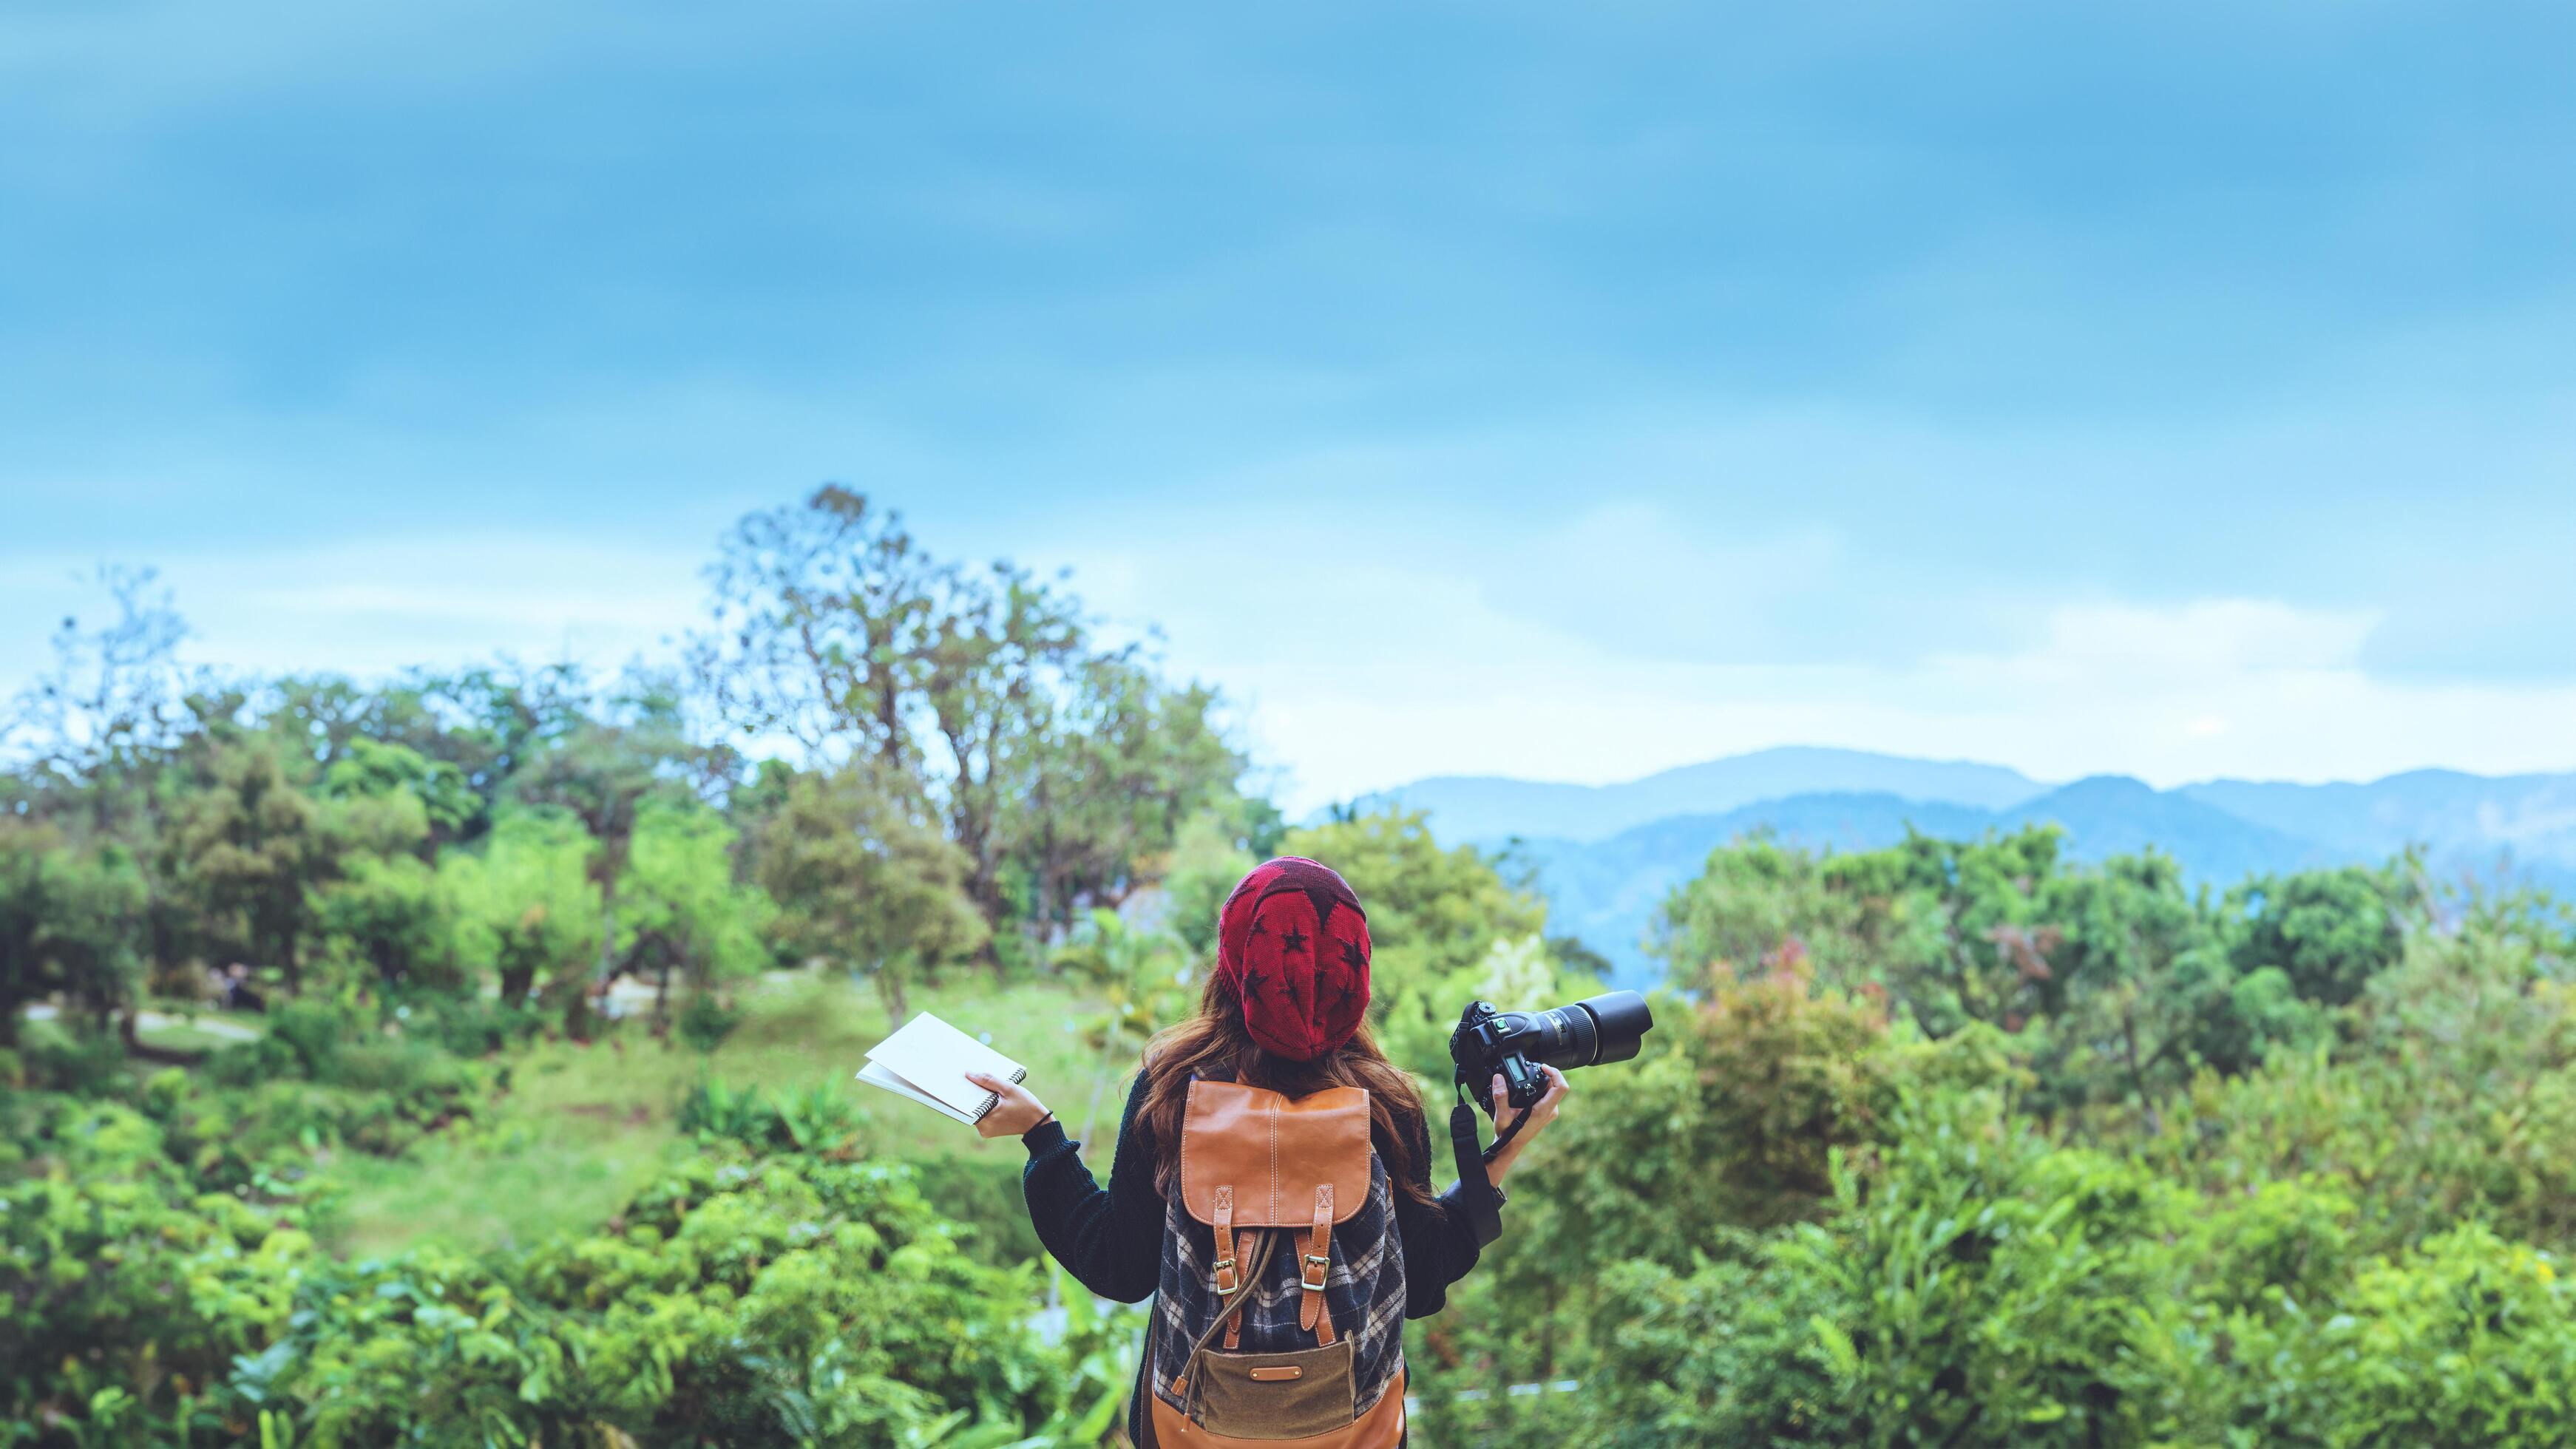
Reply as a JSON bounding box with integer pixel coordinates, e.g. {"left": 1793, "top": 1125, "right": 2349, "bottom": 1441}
{"left": 972, "top": 855, "right": 1568, "bottom": 1446}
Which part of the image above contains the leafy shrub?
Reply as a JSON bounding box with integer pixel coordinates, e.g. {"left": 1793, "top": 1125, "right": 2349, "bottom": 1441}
{"left": 10, "top": 1017, "right": 129, "bottom": 1096}
{"left": 1564, "top": 1243, "right": 1844, "bottom": 1447}
{"left": 0, "top": 1096, "right": 309, "bottom": 1439}
{"left": 263, "top": 1147, "right": 1129, "bottom": 1446}
{"left": 2175, "top": 1224, "right": 2576, "bottom": 1448}
{"left": 1547, "top": 1093, "right": 2576, "bottom": 1449}
{"left": 6, "top": 1125, "right": 1136, "bottom": 1447}
{"left": 676, "top": 1075, "right": 867, "bottom": 1154}
{"left": 677, "top": 988, "right": 743, "bottom": 1052}
{"left": 906, "top": 1151, "right": 1046, "bottom": 1268}
{"left": 2138, "top": 911, "right": 2576, "bottom": 1255}
{"left": 396, "top": 991, "right": 548, "bottom": 1056}
{"left": 191, "top": 1002, "right": 489, "bottom": 1167}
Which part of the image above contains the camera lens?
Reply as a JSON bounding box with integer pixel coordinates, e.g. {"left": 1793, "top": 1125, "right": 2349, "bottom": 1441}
{"left": 1519, "top": 1005, "right": 1599, "bottom": 1070}
{"left": 1573, "top": 991, "right": 1653, "bottom": 1066}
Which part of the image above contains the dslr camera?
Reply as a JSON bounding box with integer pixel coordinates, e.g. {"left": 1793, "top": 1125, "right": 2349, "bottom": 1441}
{"left": 1449, "top": 990, "right": 1656, "bottom": 1113}
{"left": 1445, "top": 990, "right": 1655, "bottom": 1245}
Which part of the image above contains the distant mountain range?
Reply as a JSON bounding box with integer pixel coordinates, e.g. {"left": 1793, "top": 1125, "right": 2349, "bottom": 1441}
{"left": 1366, "top": 748, "right": 2576, "bottom": 991}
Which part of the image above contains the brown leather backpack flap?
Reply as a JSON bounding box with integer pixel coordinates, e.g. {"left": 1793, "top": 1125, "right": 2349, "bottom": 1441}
{"left": 1180, "top": 1079, "right": 1370, "bottom": 1228}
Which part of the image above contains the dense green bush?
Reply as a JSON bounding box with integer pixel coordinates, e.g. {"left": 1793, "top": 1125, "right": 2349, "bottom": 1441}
{"left": 2, "top": 1105, "right": 1135, "bottom": 1447}
{"left": 1397, "top": 837, "right": 2576, "bottom": 1449}
{"left": 0, "top": 1096, "right": 311, "bottom": 1443}
{"left": 1556, "top": 1095, "right": 2576, "bottom": 1449}
{"left": 675, "top": 1074, "right": 865, "bottom": 1154}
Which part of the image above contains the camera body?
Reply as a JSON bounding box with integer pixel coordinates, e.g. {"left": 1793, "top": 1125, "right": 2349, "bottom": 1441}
{"left": 1448, "top": 990, "right": 1655, "bottom": 1113}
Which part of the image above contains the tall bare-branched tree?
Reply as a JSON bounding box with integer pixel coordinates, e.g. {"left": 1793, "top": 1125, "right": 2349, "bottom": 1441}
{"left": 694, "top": 487, "right": 1249, "bottom": 961}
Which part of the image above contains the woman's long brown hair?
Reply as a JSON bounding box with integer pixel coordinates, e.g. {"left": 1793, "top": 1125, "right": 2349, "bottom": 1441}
{"left": 1139, "top": 968, "right": 1437, "bottom": 1211}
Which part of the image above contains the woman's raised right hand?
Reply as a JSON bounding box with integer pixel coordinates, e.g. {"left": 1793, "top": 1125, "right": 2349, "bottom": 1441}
{"left": 1487, "top": 1064, "right": 1569, "bottom": 1185}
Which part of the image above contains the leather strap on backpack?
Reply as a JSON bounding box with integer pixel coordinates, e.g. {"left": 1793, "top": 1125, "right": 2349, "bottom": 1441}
{"left": 1211, "top": 1185, "right": 1256, "bottom": 1351}
{"left": 1212, "top": 1186, "right": 1238, "bottom": 1295}
{"left": 1299, "top": 1182, "right": 1337, "bottom": 1346}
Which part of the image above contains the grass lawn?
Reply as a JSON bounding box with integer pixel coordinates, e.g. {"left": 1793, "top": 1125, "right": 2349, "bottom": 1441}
{"left": 320, "top": 969, "right": 1127, "bottom": 1258}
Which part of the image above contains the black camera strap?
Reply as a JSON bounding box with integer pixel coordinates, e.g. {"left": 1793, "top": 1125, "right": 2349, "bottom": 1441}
{"left": 1448, "top": 1084, "right": 1525, "bottom": 1248}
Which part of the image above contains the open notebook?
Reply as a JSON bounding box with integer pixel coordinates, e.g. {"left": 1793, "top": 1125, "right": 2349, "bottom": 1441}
{"left": 857, "top": 1011, "right": 1028, "bottom": 1125}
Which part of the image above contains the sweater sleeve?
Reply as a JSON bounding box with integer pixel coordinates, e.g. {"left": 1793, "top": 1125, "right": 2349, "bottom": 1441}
{"left": 1391, "top": 1105, "right": 1483, "bottom": 1319}
{"left": 1019, "top": 1071, "right": 1164, "bottom": 1304}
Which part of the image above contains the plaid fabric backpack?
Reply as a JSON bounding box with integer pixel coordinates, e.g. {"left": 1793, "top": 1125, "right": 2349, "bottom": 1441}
{"left": 1142, "top": 1077, "right": 1407, "bottom": 1447}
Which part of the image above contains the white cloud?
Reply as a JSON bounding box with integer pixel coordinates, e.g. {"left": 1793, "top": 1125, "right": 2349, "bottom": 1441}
{"left": 7, "top": 522, "right": 2572, "bottom": 820}
{"left": 0, "top": 534, "right": 706, "bottom": 688}
{"left": 1095, "top": 572, "right": 2576, "bottom": 812}
{"left": 1985, "top": 598, "right": 2381, "bottom": 676}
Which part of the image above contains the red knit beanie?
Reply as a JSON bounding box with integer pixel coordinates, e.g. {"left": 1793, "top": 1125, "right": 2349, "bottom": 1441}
{"left": 1215, "top": 856, "right": 1372, "bottom": 1061}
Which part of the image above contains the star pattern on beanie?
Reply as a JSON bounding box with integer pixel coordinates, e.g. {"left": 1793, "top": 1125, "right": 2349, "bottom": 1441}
{"left": 1215, "top": 856, "right": 1372, "bottom": 1061}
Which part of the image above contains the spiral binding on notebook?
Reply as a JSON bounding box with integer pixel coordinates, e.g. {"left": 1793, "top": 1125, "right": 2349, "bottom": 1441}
{"left": 972, "top": 1066, "right": 1028, "bottom": 1120}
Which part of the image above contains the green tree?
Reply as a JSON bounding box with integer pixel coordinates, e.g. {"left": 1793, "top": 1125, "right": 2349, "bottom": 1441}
{"left": 440, "top": 810, "right": 601, "bottom": 1008}
{"left": 262, "top": 664, "right": 596, "bottom": 841}
{"left": 619, "top": 799, "right": 774, "bottom": 1035}
{"left": 290, "top": 733, "right": 476, "bottom": 996}
{"left": 918, "top": 558, "right": 1088, "bottom": 941}
{"left": 1811, "top": 826, "right": 2069, "bottom": 1038}
{"left": 2010, "top": 850, "right": 2237, "bottom": 1116}
{"left": 695, "top": 488, "right": 1247, "bottom": 960}
{"left": 3, "top": 569, "right": 197, "bottom": 1017}
{"left": 753, "top": 764, "right": 988, "bottom": 1022}
{"left": 2225, "top": 862, "right": 2419, "bottom": 1006}
{"left": 0, "top": 816, "right": 46, "bottom": 1042}
{"left": 312, "top": 854, "right": 453, "bottom": 993}
{"left": 168, "top": 737, "right": 330, "bottom": 995}
{"left": 1009, "top": 658, "right": 1246, "bottom": 940}
{"left": 0, "top": 818, "right": 151, "bottom": 1042}
{"left": 320, "top": 737, "right": 477, "bottom": 849}
{"left": 509, "top": 691, "right": 696, "bottom": 1034}
{"left": 1653, "top": 829, "right": 1872, "bottom": 986}
{"left": 692, "top": 486, "right": 945, "bottom": 772}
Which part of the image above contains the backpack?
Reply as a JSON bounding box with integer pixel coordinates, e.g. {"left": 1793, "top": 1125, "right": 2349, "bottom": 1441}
{"left": 1142, "top": 1077, "right": 1407, "bottom": 1447}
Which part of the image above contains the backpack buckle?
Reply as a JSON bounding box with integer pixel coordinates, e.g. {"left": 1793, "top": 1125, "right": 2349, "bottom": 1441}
{"left": 1301, "top": 1252, "right": 1330, "bottom": 1292}
{"left": 1212, "top": 1255, "right": 1238, "bottom": 1293}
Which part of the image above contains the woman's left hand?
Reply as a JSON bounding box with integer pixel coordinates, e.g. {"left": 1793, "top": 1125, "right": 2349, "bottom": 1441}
{"left": 1486, "top": 1065, "right": 1569, "bottom": 1186}
{"left": 966, "top": 1071, "right": 1054, "bottom": 1139}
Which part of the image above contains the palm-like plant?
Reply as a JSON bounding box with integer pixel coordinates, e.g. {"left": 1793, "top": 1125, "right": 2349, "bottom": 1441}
{"left": 1051, "top": 909, "right": 1195, "bottom": 1150}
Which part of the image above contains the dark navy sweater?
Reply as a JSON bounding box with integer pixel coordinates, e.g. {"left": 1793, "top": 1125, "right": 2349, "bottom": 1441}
{"left": 1017, "top": 1070, "right": 1484, "bottom": 1442}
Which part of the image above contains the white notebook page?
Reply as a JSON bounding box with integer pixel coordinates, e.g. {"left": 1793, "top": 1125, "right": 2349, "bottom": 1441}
{"left": 858, "top": 1011, "right": 1026, "bottom": 1122}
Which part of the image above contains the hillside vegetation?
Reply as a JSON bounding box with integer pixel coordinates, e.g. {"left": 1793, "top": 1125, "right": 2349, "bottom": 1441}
{"left": 1426, "top": 753, "right": 2576, "bottom": 987}
{"left": 7, "top": 490, "right": 2576, "bottom": 1447}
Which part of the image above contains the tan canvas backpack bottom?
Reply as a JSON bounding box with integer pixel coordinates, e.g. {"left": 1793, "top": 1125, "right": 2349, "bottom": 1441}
{"left": 1145, "top": 1366, "right": 1405, "bottom": 1448}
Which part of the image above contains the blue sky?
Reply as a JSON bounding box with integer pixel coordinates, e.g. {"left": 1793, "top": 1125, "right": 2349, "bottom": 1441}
{"left": 4, "top": 0, "right": 2573, "bottom": 811}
